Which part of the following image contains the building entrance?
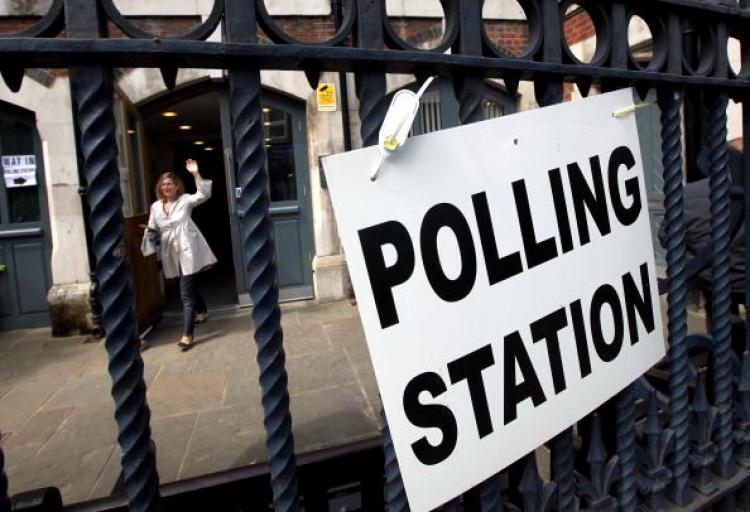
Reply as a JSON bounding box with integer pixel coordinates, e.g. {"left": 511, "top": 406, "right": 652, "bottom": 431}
{"left": 139, "top": 80, "right": 314, "bottom": 311}
{"left": 142, "top": 88, "right": 236, "bottom": 311}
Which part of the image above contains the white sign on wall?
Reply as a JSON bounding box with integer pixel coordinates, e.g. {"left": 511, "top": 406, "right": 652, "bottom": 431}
{"left": 2, "top": 155, "right": 37, "bottom": 188}
{"left": 322, "top": 89, "right": 665, "bottom": 512}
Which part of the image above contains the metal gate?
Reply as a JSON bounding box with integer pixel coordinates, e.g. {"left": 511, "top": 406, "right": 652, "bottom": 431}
{"left": 2, "top": 0, "right": 750, "bottom": 510}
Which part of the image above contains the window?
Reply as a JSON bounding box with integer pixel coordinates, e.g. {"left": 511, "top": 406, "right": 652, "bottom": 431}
{"left": 0, "top": 111, "right": 41, "bottom": 225}
{"left": 405, "top": 79, "right": 517, "bottom": 137}
{"left": 263, "top": 105, "right": 297, "bottom": 202}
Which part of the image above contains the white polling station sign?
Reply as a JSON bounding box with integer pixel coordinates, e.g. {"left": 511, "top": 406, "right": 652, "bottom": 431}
{"left": 322, "top": 88, "right": 665, "bottom": 512}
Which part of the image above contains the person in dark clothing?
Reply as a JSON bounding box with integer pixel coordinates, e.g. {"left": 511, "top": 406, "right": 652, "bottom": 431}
{"left": 658, "top": 144, "right": 745, "bottom": 330}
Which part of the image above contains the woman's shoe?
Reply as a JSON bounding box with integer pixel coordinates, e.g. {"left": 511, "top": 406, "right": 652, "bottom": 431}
{"left": 177, "top": 336, "right": 195, "bottom": 351}
{"left": 195, "top": 312, "right": 208, "bottom": 324}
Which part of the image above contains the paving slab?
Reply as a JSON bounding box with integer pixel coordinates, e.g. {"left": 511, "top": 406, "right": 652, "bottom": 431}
{"left": 151, "top": 412, "right": 198, "bottom": 483}
{"left": 290, "top": 382, "right": 380, "bottom": 452}
{"left": 6, "top": 405, "right": 118, "bottom": 503}
{"left": 87, "top": 447, "right": 122, "bottom": 500}
{"left": 222, "top": 366, "right": 261, "bottom": 408}
{"left": 148, "top": 370, "right": 228, "bottom": 418}
{"left": 0, "top": 377, "right": 64, "bottom": 433}
{"left": 42, "top": 373, "right": 113, "bottom": 410}
{"left": 286, "top": 348, "right": 358, "bottom": 395}
{"left": 1, "top": 407, "right": 73, "bottom": 464}
{"left": 7, "top": 444, "right": 116, "bottom": 504}
{"left": 0, "top": 299, "right": 382, "bottom": 506}
{"left": 179, "top": 403, "right": 268, "bottom": 479}
{"left": 282, "top": 322, "right": 332, "bottom": 357}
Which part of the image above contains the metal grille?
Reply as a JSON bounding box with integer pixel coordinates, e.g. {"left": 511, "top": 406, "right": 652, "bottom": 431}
{"left": 1, "top": 0, "right": 750, "bottom": 510}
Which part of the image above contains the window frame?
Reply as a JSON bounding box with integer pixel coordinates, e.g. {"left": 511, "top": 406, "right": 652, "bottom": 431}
{"left": 0, "top": 102, "right": 45, "bottom": 229}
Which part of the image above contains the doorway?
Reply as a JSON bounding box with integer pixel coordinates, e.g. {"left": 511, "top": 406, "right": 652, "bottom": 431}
{"left": 139, "top": 80, "right": 315, "bottom": 310}
{"left": 0, "top": 101, "right": 52, "bottom": 330}
{"left": 142, "top": 89, "right": 236, "bottom": 312}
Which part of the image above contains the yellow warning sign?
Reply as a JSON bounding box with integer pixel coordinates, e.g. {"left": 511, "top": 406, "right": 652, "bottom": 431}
{"left": 317, "top": 83, "right": 337, "bottom": 112}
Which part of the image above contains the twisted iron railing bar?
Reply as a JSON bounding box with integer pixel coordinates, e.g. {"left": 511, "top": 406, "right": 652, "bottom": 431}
{"left": 616, "top": 384, "right": 637, "bottom": 511}
{"left": 98, "top": 0, "right": 225, "bottom": 41}
{"left": 450, "top": 1, "right": 508, "bottom": 506}
{"left": 224, "top": 1, "right": 300, "bottom": 509}
{"left": 708, "top": 92, "right": 736, "bottom": 480}
{"left": 533, "top": 3, "right": 576, "bottom": 509}
{"left": 229, "top": 65, "right": 301, "bottom": 512}
{"left": 659, "top": 87, "right": 692, "bottom": 507}
{"left": 352, "top": 2, "right": 408, "bottom": 509}
{"left": 70, "top": 65, "right": 161, "bottom": 512}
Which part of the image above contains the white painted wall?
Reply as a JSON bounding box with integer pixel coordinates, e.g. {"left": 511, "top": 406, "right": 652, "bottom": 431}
{"left": 0, "top": 77, "right": 90, "bottom": 285}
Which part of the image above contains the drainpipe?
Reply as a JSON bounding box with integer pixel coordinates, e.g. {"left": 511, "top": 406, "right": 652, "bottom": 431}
{"left": 332, "top": 0, "right": 352, "bottom": 151}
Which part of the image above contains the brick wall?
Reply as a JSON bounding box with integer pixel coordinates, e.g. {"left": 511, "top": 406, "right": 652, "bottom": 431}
{"left": 484, "top": 20, "right": 529, "bottom": 57}
{"left": 261, "top": 16, "right": 339, "bottom": 44}
{"left": 0, "top": 15, "right": 199, "bottom": 37}
{"left": 0, "top": 16, "right": 50, "bottom": 34}
{"left": 259, "top": 16, "right": 529, "bottom": 55}
{"left": 563, "top": 8, "right": 596, "bottom": 47}
{"left": 108, "top": 16, "right": 202, "bottom": 39}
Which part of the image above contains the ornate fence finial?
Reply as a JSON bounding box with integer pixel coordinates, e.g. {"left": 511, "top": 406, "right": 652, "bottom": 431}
{"left": 576, "top": 414, "right": 619, "bottom": 511}
{"left": 690, "top": 369, "right": 718, "bottom": 495}
{"left": 637, "top": 391, "right": 674, "bottom": 510}
{"left": 507, "top": 453, "right": 556, "bottom": 512}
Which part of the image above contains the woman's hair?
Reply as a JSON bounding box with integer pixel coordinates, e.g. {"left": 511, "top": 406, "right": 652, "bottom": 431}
{"left": 155, "top": 172, "right": 185, "bottom": 201}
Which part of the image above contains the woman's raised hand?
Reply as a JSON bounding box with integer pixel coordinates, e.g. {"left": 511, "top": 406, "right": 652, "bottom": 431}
{"left": 185, "top": 159, "right": 199, "bottom": 174}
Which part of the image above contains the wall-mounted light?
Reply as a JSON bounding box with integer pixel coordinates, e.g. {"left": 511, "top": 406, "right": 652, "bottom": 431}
{"left": 194, "top": 140, "right": 205, "bottom": 145}
{"left": 262, "top": 107, "right": 271, "bottom": 113}
{"left": 178, "top": 125, "right": 192, "bottom": 131}
{"left": 204, "top": 147, "right": 214, "bottom": 151}
{"left": 126, "top": 129, "right": 136, "bottom": 135}
{"left": 161, "top": 111, "right": 178, "bottom": 118}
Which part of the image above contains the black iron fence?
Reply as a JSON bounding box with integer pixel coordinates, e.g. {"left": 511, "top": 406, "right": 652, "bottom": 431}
{"left": 2, "top": 0, "right": 750, "bottom": 510}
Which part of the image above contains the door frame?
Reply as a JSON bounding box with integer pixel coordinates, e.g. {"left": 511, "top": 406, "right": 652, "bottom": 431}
{"left": 219, "top": 85, "right": 315, "bottom": 304}
{"left": 0, "top": 100, "right": 53, "bottom": 330}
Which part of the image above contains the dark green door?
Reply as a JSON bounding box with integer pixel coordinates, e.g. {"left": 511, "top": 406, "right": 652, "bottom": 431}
{"left": 0, "top": 101, "right": 52, "bottom": 330}
{"left": 221, "top": 89, "right": 314, "bottom": 303}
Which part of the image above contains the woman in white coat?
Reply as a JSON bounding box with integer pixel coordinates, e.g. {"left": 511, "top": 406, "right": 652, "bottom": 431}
{"left": 144, "top": 159, "right": 217, "bottom": 350}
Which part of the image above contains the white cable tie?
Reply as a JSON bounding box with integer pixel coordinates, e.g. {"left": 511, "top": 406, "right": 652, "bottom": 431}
{"left": 612, "top": 101, "right": 655, "bottom": 118}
